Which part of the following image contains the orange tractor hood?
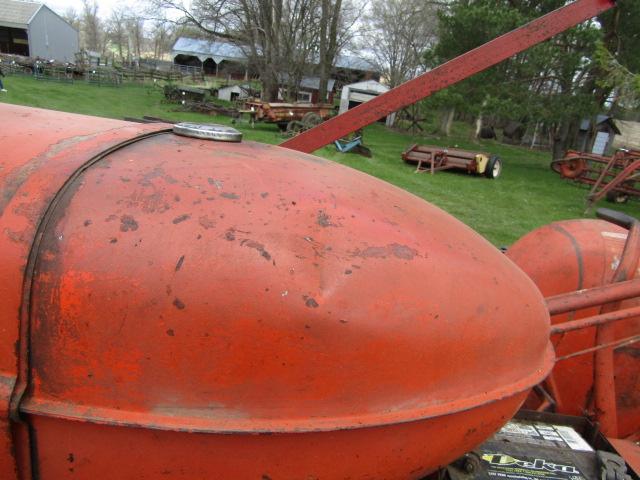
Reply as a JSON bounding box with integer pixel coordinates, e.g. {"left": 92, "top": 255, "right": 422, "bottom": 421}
{"left": 0, "top": 104, "right": 552, "bottom": 479}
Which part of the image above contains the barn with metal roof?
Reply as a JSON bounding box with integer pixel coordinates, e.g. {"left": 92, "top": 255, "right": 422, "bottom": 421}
{"left": 171, "top": 36, "right": 380, "bottom": 84}
{"left": 0, "top": 0, "right": 78, "bottom": 62}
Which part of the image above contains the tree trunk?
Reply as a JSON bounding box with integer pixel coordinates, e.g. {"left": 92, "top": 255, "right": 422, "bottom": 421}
{"left": 552, "top": 118, "right": 581, "bottom": 160}
{"left": 318, "top": 0, "right": 341, "bottom": 104}
{"left": 439, "top": 107, "right": 455, "bottom": 136}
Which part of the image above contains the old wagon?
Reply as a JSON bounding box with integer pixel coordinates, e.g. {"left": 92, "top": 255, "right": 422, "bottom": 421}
{"left": 243, "top": 99, "right": 333, "bottom": 133}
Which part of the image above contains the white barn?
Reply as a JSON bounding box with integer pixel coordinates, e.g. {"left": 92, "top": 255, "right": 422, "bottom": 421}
{"left": 339, "top": 80, "right": 396, "bottom": 126}
{"left": 0, "top": 0, "right": 78, "bottom": 62}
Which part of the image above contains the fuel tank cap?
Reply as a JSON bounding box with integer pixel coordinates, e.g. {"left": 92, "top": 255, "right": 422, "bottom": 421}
{"left": 173, "top": 122, "right": 242, "bottom": 142}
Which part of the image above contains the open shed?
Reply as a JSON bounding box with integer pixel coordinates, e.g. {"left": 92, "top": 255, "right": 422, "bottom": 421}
{"left": 339, "top": 79, "right": 396, "bottom": 127}
{"left": 0, "top": 0, "right": 78, "bottom": 62}
{"left": 172, "top": 37, "right": 249, "bottom": 79}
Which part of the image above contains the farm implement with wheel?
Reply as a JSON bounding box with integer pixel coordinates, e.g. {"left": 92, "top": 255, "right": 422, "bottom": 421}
{"left": 402, "top": 144, "right": 503, "bottom": 178}
{"left": 242, "top": 99, "right": 333, "bottom": 134}
{"left": 551, "top": 149, "right": 640, "bottom": 207}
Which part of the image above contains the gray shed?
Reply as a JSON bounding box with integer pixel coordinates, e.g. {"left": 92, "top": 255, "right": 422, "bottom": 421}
{"left": 339, "top": 80, "right": 396, "bottom": 126}
{"left": 218, "top": 84, "right": 254, "bottom": 102}
{"left": 0, "top": 0, "right": 78, "bottom": 62}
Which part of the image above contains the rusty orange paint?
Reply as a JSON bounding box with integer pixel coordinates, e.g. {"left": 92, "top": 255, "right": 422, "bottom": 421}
{"left": 507, "top": 219, "right": 640, "bottom": 439}
{"left": 0, "top": 104, "right": 553, "bottom": 478}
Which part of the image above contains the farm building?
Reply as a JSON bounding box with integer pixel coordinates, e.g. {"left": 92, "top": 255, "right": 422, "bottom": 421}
{"left": 217, "top": 84, "right": 258, "bottom": 102}
{"left": 277, "top": 75, "right": 336, "bottom": 103}
{"left": 171, "top": 37, "right": 249, "bottom": 79}
{"left": 339, "top": 79, "right": 396, "bottom": 126}
{"left": 0, "top": 0, "right": 78, "bottom": 62}
{"left": 171, "top": 36, "right": 379, "bottom": 86}
{"left": 333, "top": 55, "right": 379, "bottom": 85}
{"left": 575, "top": 114, "right": 620, "bottom": 155}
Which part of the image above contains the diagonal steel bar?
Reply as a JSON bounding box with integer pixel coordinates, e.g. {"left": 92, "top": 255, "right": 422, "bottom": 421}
{"left": 281, "top": 0, "right": 616, "bottom": 153}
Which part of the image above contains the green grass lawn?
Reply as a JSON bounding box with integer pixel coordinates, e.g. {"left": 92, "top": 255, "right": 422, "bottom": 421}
{"left": 2, "top": 75, "right": 638, "bottom": 246}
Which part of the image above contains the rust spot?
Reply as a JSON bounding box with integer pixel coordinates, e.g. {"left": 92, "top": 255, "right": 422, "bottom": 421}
{"left": 166, "top": 329, "right": 175, "bottom": 337}
{"left": 175, "top": 255, "right": 185, "bottom": 272}
{"left": 303, "top": 296, "right": 319, "bottom": 308}
{"left": 109, "top": 238, "right": 118, "bottom": 244}
{"left": 220, "top": 192, "right": 239, "bottom": 200}
{"left": 316, "top": 210, "right": 336, "bottom": 228}
{"left": 207, "top": 178, "right": 224, "bottom": 189}
{"left": 83, "top": 219, "right": 92, "bottom": 227}
{"left": 173, "top": 298, "right": 186, "bottom": 310}
{"left": 67, "top": 453, "right": 74, "bottom": 463}
{"left": 120, "top": 215, "right": 139, "bottom": 232}
{"left": 199, "top": 215, "right": 216, "bottom": 229}
{"left": 225, "top": 229, "right": 236, "bottom": 241}
{"left": 140, "top": 166, "right": 178, "bottom": 186}
{"left": 172, "top": 214, "right": 191, "bottom": 224}
{"left": 240, "top": 239, "right": 272, "bottom": 261}
{"left": 352, "top": 243, "right": 418, "bottom": 260}
{"left": 105, "top": 214, "right": 117, "bottom": 222}
{"left": 344, "top": 269, "right": 352, "bottom": 275}
{"left": 260, "top": 192, "right": 269, "bottom": 198}
{"left": 120, "top": 176, "right": 131, "bottom": 183}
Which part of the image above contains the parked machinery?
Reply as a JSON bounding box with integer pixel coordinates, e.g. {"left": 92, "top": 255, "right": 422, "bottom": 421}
{"left": 551, "top": 149, "right": 640, "bottom": 207}
{"left": 402, "top": 144, "right": 502, "bottom": 179}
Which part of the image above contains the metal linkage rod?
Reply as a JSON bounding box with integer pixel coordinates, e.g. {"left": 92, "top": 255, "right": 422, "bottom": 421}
{"left": 550, "top": 305, "right": 640, "bottom": 335}
{"left": 546, "top": 278, "right": 640, "bottom": 316}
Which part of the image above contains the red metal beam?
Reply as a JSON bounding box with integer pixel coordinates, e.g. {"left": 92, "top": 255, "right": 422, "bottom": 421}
{"left": 281, "top": 0, "right": 616, "bottom": 153}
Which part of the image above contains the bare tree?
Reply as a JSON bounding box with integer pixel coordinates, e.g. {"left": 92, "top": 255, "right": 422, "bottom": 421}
{"left": 317, "top": 0, "right": 355, "bottom": 102}
{"left": 81, "top": 0, "right": 103, "bottom": 53}
{"left": 150, "top": 21, "right": 175, "bottom": 60}
{"left": 364, "top": 0, "right": 439, "bottom": 87}
{"left": 146, "top": 0, "right": 353, "bottom": 102}
{"left": 126, "top": 13, "right": 145, "bottom": 62}
{"left": 106, "top": 8, "right": 129, "bottom": 61}
{"left": 61, "top": 7, "right": 80, "bottom": 31}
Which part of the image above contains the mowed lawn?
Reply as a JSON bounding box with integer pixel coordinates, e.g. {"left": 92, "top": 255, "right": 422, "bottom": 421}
{"left": 2, "top": 75, "right": 638, "bottom": 246}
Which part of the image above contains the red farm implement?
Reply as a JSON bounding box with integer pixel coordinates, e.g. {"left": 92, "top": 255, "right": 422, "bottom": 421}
{"left": 552, "top": 149, "right": 640, "bottom": 207}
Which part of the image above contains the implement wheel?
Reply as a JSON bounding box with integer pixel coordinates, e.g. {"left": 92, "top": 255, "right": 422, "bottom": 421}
{"left": 286, "top": 120, "right": 305, "bottom": 135}
{"left": 302, "top": 112, "right": 322, "bottom": 129}
{"left": 606, "top": 190, "right": 629, "bottom": 204}
{"left": 552, "top": 157, "right": 587, "bottom": 179}
{"left": 485, "top": 155, "right": 502, "bottom": 179}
